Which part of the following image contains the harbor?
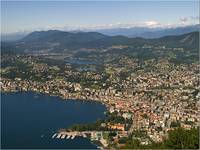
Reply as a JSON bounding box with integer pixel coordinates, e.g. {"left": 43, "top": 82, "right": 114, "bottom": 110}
{"left": 51, "top": 131, "right": 107, "bottom": 148}
{"left": 52, "top": 131, "right": 90, "bottom": 140}
{"left": 51, "top": 130, "right": 129, "bottom": 148}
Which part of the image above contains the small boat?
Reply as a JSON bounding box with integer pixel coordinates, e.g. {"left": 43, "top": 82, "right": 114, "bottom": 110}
{"left": 66, "top": 135, "right": 70, "bottom": 139}
{"left": 56, "top": 134, "right": 61, "bottom": 138}
{"left": 52, "top": 133, "right": 57, "bottom": 138}
{"left": 83, "top": 133, "right": 87, "bottom": 138}
{"left": 71, "top": 135, "right": 75, "bottom": 139}
{"left": 61, "top": 134, "right": 66, "bottom": 139}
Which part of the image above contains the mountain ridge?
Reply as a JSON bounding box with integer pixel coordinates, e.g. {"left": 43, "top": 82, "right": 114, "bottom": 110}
{"left": 1, "top": 30, "right": 199, "bottom": 54}
{"left": 96, "top": 24, "right": 200, "bottom": 38}
{"left": 1, "top": 24, "right": 199, "bottom": 42}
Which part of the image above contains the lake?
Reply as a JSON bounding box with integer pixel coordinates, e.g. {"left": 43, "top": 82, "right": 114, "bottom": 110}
{"left": 1, "top": 92, "right": 106, "bottom": 149}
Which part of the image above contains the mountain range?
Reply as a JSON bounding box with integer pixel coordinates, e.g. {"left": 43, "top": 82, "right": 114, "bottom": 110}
{"left": 1, "top": 24, "right": 199, "bottom": 42}
{"left": 96, "top": 24, "right": 199, "bottom": 38}
{"left": 1, "top": 29, "right": 199, "bottom": 54}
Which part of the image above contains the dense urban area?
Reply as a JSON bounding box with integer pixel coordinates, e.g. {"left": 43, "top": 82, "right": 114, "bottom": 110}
{"left": 1, "top": 31, "right": 199, "bottom": 149}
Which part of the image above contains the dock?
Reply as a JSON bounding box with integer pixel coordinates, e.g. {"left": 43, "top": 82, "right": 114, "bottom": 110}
{"left": 51, "top": 131, "right": 121, "bottom": 148}
{"left": 51, "top": 131, "right": 91, "bottom": 140}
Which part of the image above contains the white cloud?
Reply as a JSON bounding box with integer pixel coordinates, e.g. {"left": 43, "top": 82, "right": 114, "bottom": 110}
{"left": 30, "top": 19, "right": 199, "bottom": 32}
{"left": 4, "top": 18, "right": 198, "bottom": 34}
{"left": 56, "top": 20, "right": 162, "bottom": 31}
{"left": 179, "top": 16, "right": 199, "bottom": 25}
{"left": 143, "top": 21, "right": 160, "bottom": 27}
{"left": 180, "top": 17, "right": 188, "bottom": 24}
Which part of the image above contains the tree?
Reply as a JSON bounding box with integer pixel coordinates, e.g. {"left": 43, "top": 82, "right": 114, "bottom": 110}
{"left": 164, "top": 127, "right": 199, "bottom": 149}
{"left": 123, "top": 139, "right": 140, "bottom": 149}
{"left": 122, "top": 128, "right": 199, "bottom": 149}
{"left": 170, "top": 121, "right": 181, "bottom": 128}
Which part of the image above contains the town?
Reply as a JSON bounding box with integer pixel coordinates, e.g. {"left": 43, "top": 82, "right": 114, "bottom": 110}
{"left": 1, "top": 43, "right": 199, "bottom": 149}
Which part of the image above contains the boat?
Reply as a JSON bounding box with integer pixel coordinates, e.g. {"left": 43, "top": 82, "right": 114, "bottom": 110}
{"left": 71, "top": 135, "right": 75, "bottom": 139}
{"left": 66, "top": 135, "right": 70, "bottom": 139}
{"left": 56, "top": 134, "right": 62, "bottom": 138}
{"left": 52, "top": 133, "right": 57, "bottom": 138}
{"left": 61, "top": 134, "right": 66, "bottom": 139}
{"left": 83, "top": 133, "right": 87, "bottom": 138}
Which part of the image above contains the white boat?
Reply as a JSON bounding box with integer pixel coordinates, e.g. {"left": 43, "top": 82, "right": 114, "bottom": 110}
{"left": 83, "top": 133, "right": 87, "bottom": 138}
{"left": 52, "top": 133, "right": 57, "bottom": 139}
{"left": 71, "top": 135, "right": 75, "bottom": 139}
{"left": 66, "top": 135, "right": 70, "bottom": 139}
{"left": 56, "top": 134, "right": 62, "bottom": 138}
{"left": 61, "top": 134, "right": 66, "bottom": 139}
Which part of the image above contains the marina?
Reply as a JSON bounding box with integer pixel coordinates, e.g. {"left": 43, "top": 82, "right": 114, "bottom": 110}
{"left": 50, "top": 131, "right": 128, "bottom": 148}
{"left": 52, "top": 131, "right": 89, "bottom": 140}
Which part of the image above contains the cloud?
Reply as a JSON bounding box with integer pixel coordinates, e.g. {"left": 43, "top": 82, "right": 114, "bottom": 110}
{"left": 6, "top": 18, "right": 197, "bottom": 34}
{"left": 143, "top": 21, "right": 160, "bottom": 27}
{"left": 60, "top": 20, "right": 162, "bottom": 30}
{"left": 180, "top": 17, "right": 188, "bottom": 24}
{"left": 34, "top": 19, "right": 198, "bottom": 32}
{"left": 179, "top": 16, "right": 199, "bottom": 25}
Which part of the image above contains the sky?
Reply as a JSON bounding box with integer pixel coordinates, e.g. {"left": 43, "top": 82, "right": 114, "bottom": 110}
{"left": 1, "top": 1, "right": 199, "bottom": 33}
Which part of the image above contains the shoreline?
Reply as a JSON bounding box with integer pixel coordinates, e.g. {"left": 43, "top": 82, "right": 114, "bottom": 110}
{"left": 1, "top": 90, "right": 111, "bottom": 110}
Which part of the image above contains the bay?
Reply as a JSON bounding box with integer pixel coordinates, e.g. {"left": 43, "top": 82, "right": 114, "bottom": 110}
{"left": 1, "top": 92, "right": 106, "bottom": 149}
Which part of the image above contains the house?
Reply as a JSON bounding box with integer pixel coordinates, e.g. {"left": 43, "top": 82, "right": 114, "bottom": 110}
{"left": 122, "top": 113, "right": 132, "bottom": 120}
{"left": 110, "top": 123, "right": 125, "bottom": 131}
{"left": 91, "top": 132, "right": 103, "bottom": 141}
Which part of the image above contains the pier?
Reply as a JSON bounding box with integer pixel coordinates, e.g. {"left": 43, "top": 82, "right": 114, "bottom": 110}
{"left": 51, "top": 131, "right": 90, "bottom": 140}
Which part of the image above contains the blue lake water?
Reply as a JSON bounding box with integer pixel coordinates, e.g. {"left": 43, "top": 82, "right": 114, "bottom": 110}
{"left": 1, "top": 92, "right": 106, "bottom": 149}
